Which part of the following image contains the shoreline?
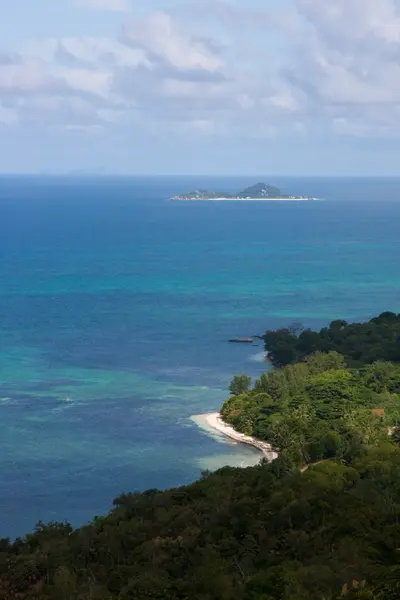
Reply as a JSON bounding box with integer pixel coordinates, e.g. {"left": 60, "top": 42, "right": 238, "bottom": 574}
{"left": 193, "top": 412, "right": 278, "bottom": 463}
{"left": 171, "top": 197, "right": 319, "bottom": 202}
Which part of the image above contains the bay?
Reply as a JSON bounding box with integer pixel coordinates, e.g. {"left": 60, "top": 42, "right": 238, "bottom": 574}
{"left": 1, "top": 175, "right": 400, "bottom": 537}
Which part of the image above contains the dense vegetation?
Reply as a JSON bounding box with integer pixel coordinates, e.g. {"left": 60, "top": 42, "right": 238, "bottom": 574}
{"left": 262, "top": 312, "right": 400, "bottom": 367}
{"left": 3, "top": 315, "right": 400, "bottom": 599}
{"left": 3, "top": 445, "right": 400, "bottom": 598}
{"left": 237, "top": 183, "right": 285, "bottom": 198}
{"left": 222, "top": 352, "right": 400, "bottom": 468}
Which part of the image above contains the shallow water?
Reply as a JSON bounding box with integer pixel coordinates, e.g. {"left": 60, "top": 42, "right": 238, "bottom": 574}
{"left": 1, "top": 175, "right": 400, "bottom": 537}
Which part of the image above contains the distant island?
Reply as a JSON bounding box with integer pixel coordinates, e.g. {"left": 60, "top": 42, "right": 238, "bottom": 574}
{"left": 171, "top": 182, "right": 317, "bottom": 201}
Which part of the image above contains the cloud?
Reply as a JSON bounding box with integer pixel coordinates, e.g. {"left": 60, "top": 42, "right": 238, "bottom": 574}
{"left": 29, "top": 37, "right": 149, "bottom": 69}
{"left": 20, "top": 12, "right": 230, "bottom": 131}
{"left": 0, "top": 50, "right": 120, "bottom": 133}
{"left": 0, "top": 55, "right": 111, "bottom": 101}
{"left": 0, "top": 60, "right": 49, "bottom": 93}
{"left": 286, "top": 0, "right": 400, "bottom": 134}
{"left": 0, "top": 5, "right": 317, "bottom": 138}
{"left": 122, "top": 12, "right": 225, "bottom": 72}
{"left": 297, "top": 0, "right": 400, "bottom": 48}
{"left": 4, "top": 1, "right": 400, "bottom": 141}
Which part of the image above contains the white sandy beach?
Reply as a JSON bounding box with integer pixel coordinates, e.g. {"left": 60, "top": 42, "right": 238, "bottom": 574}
{"left": 172, "top": 197, "right": 319, "bottom": 202}
{"left": 193, "top": 412, "right": 278, "bottom": 463}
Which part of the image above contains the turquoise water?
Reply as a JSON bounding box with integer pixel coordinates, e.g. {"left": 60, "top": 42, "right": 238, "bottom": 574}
{"left": 1, "top": 175, "right": 400, "bottom": 538}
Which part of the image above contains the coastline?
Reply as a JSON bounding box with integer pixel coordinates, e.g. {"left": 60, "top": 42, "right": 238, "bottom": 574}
{"left": 171, "top": 197, "right": 319, "bottom": 202}
{"left": 193, "top": 412, "right": 278, "bottom": 463}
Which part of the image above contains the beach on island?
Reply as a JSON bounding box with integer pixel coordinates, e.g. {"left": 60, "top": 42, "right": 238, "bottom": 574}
{"left": 192, "top": 412, "right": 278, "bottom": 463}
{"left": 172, "top": 197, "right": 319, "bottom": 202}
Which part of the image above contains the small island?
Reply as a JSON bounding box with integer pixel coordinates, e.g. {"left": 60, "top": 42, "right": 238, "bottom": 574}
{"left": 171, "top": 182, "right": 317, "bottom": 201}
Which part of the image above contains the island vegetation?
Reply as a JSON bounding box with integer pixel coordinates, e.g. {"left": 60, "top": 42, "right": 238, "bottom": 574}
{"left": 222, "top": 351, "right": 400, "bottom": 467}
{"left": 2, "top": 313, "right": 400, "bottom": 599}
{"left": 171, "top": 182, "right": 313, "bottom": 201}
{"left": 262, "top": 311, "right": 400, "bottom": 367}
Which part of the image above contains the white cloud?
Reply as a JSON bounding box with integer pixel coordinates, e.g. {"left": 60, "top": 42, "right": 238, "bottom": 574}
{"left": 297, "top": 0, "right": 400, "bottom": 47}
{"left": 269, "top": 92, "right": 301, "bottom": 112}
{"left": 56, "top": 67, "right": 111, "bottom": 96}
{"left": 122, "top": 11, "right": 225, "bottom": 72}
{"left": 277, "top": 0, "right": 400, "bottom": 134}
{"left": 0, "top": 52, "right": 119, "bottom": 130}
{"left": 4, "top": 1, "right": 400, "bottom": 140}
{"left": 0, "top": 60, "right": 48, "bottom": 92}
{"left": 28, "top": 37, "right": 149, "bottom": 69}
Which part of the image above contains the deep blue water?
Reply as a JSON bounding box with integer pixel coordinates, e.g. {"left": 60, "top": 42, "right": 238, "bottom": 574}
{"left": 1, "top": 175, "right": 400, "bottom": 538}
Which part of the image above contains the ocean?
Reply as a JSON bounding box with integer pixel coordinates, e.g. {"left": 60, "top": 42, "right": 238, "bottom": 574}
{"left": 1, "top": 175, "right": 400, "bottom": 538}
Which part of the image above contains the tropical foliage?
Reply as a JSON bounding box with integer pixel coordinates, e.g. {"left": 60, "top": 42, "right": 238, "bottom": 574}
{"left": 262, "top": 312, "right": 400, "bottom": 367}
{"left": 222, "top": 352, "right": 400, "bottom": 468}
{"left": 2, "top": 446, "right": 400, "bottom": 598}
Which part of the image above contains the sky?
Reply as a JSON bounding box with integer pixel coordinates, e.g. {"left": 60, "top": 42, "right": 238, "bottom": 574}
{"left": 1, "top": 0, "right": 400, "bottom": 175}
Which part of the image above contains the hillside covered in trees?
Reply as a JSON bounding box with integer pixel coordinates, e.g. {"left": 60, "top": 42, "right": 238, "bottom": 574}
{"left": 3, "top": 315, "right": 400, "bottom": 599}
{"left": 262, "top": 312, "right": 400, "bottom": 367}
{"left": 222, "top": 352, "right": 400, "bottom": 468}
{"left": 2, "top": 445, "right": 400, "bottom": 598}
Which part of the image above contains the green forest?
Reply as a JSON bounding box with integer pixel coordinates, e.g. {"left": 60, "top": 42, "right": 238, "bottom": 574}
{"left": 222, "top": 352, "right": 400, "bottom": 468}
{"left": 3, "top": 313, "right": 400, "bottom": 599}
{"left": 262, "top": 311, "right": 400, "bottom": 367}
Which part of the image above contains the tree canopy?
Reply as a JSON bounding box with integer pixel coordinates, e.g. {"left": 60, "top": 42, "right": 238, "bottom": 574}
{"left": 222, "top": 352, "right": 400, "bottom": 468}
{"left": 2, "top": 445, "right": 400, "bottom": 598}
{"left": 263, "top": 312, "right": 400, "bottom": 367}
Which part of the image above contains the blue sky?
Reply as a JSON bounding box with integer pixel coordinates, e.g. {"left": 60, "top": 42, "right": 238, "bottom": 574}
{"left": 1, "top": 0, "right": 400, "bottom": 175}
